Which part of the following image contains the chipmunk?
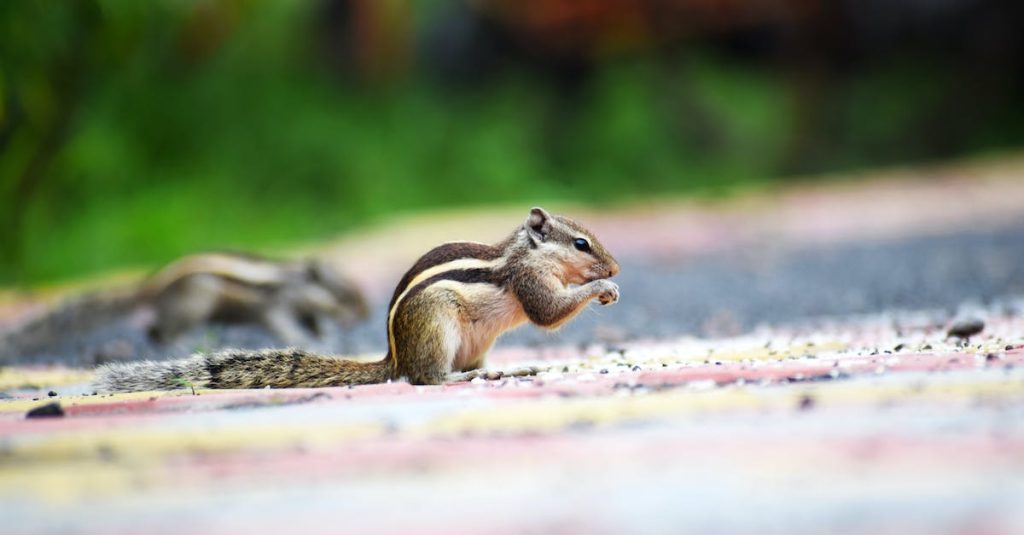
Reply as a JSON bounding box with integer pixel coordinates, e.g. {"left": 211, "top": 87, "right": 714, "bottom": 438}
{"left": 0, "top": 253, "right": 369, "bottom": 361}
{"left": 142, "top": 253, "right": 368, "bottom": 345}
{"left": 96, "top": 207, "right": 620, "bottom": 391}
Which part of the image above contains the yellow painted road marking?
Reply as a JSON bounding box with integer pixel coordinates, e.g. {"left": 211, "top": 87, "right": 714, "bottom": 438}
{"left": 1, "top": 370, "right": 1021, "bottom": 502}
{"left": 0, "top": 368, "right": 96, "bottom": 391}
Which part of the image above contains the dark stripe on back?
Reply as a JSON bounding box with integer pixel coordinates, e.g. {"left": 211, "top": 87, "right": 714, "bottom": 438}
{"left": 403, "top": 267, "right": 503, "bottom": 302}
{"left": 388, "top": 242, "right": 503, "bottom": 310}
{"left": 151, "top": 251, "right": 286, "bottom": 288}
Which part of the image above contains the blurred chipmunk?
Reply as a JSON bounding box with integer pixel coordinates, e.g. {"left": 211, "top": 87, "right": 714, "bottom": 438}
{"left": 0, "top": 253, "right": 369, "bottom": 360}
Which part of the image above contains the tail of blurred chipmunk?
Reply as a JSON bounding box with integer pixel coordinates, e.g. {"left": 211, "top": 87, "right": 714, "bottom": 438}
{"left": 1, "top": 289, "right": 140, "bottom": 363}
{"left": 94, "top": 348, "right": 394, "bottom": 392}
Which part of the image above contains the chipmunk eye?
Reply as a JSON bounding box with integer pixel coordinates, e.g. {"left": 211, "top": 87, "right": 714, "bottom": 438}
{"left": 573, "top": 238, "right": 591, "bottom": 252}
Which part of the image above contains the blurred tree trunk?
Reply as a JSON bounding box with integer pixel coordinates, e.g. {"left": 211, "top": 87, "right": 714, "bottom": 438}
{"left": 0, "top": 1, "right": 99, "bottom": 283}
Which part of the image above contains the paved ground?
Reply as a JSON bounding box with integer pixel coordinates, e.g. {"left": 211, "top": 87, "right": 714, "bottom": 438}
{"left": 3, "top": 317, "right": 1023, "bottom": 534}
{"left": 1, "top": 157, "right": 1024, "bottom": 534}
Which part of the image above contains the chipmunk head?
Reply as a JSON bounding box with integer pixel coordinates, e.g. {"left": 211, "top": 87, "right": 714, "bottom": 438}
{"left": 524, "top": 207, "right": 620, "bottom": 285}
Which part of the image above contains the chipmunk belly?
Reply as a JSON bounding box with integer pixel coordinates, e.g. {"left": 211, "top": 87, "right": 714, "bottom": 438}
{"left": 440, "top": 281, "right": 527, "bottom": 371}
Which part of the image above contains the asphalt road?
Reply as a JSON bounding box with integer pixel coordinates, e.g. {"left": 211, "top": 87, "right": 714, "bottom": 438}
{"left": 7, "top": 220, "right": 1023, "bottom": 366}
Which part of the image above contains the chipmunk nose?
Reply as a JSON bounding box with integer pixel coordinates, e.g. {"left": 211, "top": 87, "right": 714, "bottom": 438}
{"left": 608, "top": 263, "right": 620, "bottom": 278}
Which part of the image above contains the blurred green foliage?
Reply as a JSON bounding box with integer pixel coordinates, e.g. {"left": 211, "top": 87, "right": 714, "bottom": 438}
{"left": 1, "top": 1, "right": 1022, "bottom": 286}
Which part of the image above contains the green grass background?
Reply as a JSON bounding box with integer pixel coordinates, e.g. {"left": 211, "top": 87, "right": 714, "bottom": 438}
{"left": 2, "top": 1, "right": 1022, "bottom": 286}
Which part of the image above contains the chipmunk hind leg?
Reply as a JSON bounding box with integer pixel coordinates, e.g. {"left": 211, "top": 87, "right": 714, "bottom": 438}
{"left": 148, "top": 274, "right": 223, "bottom": 343}
{"left": 262, "top": 305, "right": 319, "bottom": 347}
{"left": 392, "top": 290, "right": 461, "bottom": 385}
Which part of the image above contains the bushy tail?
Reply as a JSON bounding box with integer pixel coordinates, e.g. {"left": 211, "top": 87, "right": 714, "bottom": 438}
{"left": 0, "top": 288, "right": 139, "bottom": 362}
{"left": 95, "top": 348, "right": 394, "bottom": 393}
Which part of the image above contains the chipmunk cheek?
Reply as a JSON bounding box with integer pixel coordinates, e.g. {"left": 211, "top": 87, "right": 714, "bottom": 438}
{"left": 582, "top": 268, "right": 605, "bottom": 283}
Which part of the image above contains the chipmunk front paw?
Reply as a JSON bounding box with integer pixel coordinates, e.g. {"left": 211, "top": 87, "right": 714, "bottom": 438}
{"left": 593, "top": 280, "right": 619, "bottom": 305}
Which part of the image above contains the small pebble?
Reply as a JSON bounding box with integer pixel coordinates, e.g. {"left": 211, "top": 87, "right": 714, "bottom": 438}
{"left": 947, "top": 318, "right": 984, "bottom": 339}
{"left": 797, "top": 394, "right": 815, "bottom": 411}
{"left": 47, "top": 391, "right": 58, "bottom": 397}
{"left": 26, "top": 402, "right": 64, "bottom": 419}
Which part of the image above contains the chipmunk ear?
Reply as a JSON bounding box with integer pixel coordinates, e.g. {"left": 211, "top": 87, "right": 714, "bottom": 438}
{"left": 526, "top": 207, "right": 551, "bottom": 241}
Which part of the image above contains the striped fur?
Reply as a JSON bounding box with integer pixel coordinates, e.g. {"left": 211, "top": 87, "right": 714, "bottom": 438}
{"left": 138, "top": 252, "right": 289, "bottom": 298}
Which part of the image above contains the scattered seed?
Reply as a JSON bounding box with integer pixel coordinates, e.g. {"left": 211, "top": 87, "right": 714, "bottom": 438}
{"left": 47, "top": 391, "right": 58, "bottom": 397}
{"left": 948, "top": 318, "right": 984, "bottom": 339}
{"left": 26, "top": 402, "right": 64, "bottom": 419}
